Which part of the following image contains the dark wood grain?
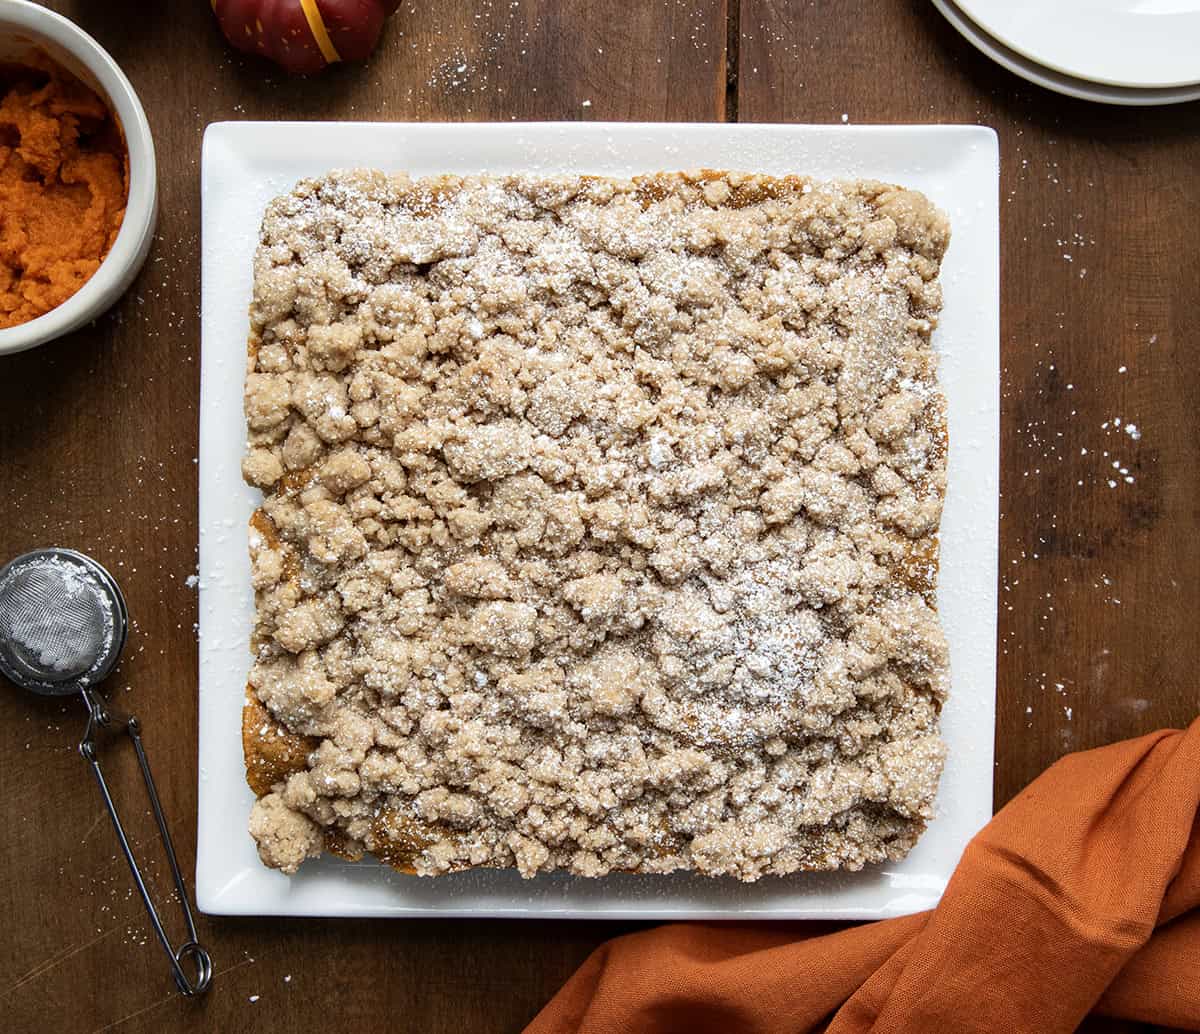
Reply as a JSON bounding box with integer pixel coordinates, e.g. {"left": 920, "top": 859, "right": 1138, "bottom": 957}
{"left": 0, "top": 1, "right": 1195, "bottom": 1032}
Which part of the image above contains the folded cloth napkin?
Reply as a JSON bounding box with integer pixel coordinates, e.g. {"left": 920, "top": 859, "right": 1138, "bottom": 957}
{"left": 526, "top": 721, "right": 1200, "bottom": 1034}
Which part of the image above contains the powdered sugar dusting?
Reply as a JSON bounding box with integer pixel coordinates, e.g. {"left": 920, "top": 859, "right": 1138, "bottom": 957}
{"left": 241, "top": 169, "right": 953, "bottom": 882}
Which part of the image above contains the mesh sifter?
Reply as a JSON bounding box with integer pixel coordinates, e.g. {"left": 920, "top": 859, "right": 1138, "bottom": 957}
{"left": 0, "top": 549, "right": 212, "bottom": 996}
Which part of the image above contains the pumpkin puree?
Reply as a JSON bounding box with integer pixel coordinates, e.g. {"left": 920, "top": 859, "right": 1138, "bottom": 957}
{"left": 0, "top": 58, "right": 128, "bottom": 329}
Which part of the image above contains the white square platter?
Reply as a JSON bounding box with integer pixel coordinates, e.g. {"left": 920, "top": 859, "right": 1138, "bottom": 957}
{"left": 198, "top": 121, "right": 998, "bottom": 919}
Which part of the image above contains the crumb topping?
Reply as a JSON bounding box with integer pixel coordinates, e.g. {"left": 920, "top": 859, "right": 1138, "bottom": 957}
{"left": 242, "top": 169, "right": 950, "bottom": 880}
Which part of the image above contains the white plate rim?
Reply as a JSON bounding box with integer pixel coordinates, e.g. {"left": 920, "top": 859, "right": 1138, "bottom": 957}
{"left": 956, "top": 0, "right": 1200, "bottom": 90}
{"left": 198, "top": 121, "right": 999, "bottom": 919}
{"left": 933, "top": 0, "right": 1200, "bottom": 106}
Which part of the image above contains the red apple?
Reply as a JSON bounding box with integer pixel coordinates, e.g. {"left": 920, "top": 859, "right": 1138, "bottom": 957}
{"left": 212, "top": 0, "right": 402, "bottom": 75}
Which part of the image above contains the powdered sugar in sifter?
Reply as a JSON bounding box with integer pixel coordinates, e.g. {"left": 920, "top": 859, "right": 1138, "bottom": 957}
{"left": 0, "top": 549, "right": 212, "bottom": 996}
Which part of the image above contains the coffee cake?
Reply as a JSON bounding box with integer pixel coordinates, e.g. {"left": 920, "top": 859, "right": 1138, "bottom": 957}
{"left": 240, "top": 169, "right": 951, "bottom": 881}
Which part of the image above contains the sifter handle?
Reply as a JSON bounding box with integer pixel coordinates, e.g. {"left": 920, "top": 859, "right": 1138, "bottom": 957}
{"left": 79, "top": 688, "right": 212, "bottom": 996}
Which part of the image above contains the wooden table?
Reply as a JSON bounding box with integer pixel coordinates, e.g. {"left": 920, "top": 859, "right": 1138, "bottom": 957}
{"left": 1, "top": 2, "right": 1196, "bottom": 1031}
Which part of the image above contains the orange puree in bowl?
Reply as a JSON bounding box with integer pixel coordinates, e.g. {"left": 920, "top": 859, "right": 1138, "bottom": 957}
{"left": 0, "top": 57, "right": 128, "bottom": 330}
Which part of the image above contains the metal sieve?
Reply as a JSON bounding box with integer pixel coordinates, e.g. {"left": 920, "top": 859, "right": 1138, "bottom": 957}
{"left": 0, "top": 549, "right": 212, "bottom": 996}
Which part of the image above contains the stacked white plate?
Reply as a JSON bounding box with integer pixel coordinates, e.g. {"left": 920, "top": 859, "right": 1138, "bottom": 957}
{"left": 933, "top": 0, "right": 1200, "bottom": 105}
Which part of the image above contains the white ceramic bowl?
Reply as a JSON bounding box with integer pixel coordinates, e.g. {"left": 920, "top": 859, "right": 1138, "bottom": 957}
{"left": 0, "top": 0, "right": 157, "bottom": 356}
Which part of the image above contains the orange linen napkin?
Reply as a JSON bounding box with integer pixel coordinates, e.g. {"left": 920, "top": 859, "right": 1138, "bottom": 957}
{"left": 527, "top": 720, "right": 1200, "bottom": 1034}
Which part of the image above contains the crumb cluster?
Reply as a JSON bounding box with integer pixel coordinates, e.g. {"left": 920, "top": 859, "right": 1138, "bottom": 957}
{"left": 241, "top": 169, "right": 951, "bottom": 881}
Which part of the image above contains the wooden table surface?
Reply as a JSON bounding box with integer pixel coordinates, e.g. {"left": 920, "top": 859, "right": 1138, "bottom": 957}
{"left": 1, "top": 2, "right": 1196, "bottom": 1031}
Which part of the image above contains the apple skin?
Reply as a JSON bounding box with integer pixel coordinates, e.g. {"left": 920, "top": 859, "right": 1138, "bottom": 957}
{"left": 213, "top": 0, "right": 402, "bottom": 75}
